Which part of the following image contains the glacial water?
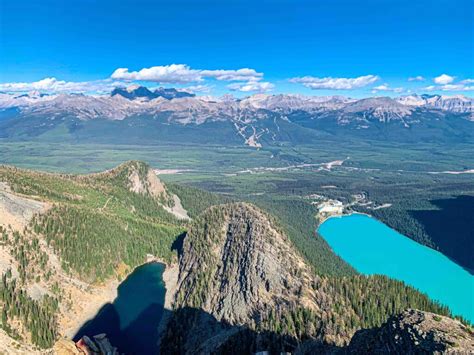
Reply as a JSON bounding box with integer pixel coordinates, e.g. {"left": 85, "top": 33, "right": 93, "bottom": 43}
{"left": 318, "top": 214, "right": 474, "bottom": 323}
{"left": 74, "top": 262, "right": 167, "bottom": 354}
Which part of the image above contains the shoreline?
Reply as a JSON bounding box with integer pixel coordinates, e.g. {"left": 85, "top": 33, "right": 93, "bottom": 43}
{"left": 143, "top": 256, "right": 180, "bottom": 347}
{"left": 61, "top": 278, "right": 119, "bottom": 339}
{"left": 140, "top": 255, "right": 179, "bottom": 309}
{"left": 157, "top": 262, "right": 179, "bottom": 345}
{"left": 317, "top": 211, "right": 371, "bottom": 228}
{"left": 62, "top": 256, "right": 179, "bottom": 340}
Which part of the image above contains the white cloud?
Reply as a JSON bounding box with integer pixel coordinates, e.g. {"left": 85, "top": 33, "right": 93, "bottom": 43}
{"left": 372, "top": 83, "right": 404, "bottom": 93}
{"left": 0, "top": 77, "right": 120, "bottom": 94}
{"left": 434, "top": 74, "right": 455, "bottom": 85}
{"left": 1, "top": 64, "right": 266, "bottom": 95}
{"left": 181, "top": 85, "right": 212, "bottom": 94}
{"left": 200, "top": 68, "right": 263, "bottom": 82}
{"left": 227, "top": 81, "right": 274, "bottom": 93}
{"left": 111, "top": 64, "right": 263, "bottom": 83}
{"left": 423, "top": 75, "right": 474, "bottom": 91}
{"left": 408, "top": 76, "right": 425, "bottom": 82}
{"left": 424, "top": 84, "right": 474, "bottom": 92}
{"left": 289, "top": 75, "right": 379, "bottom": 90}
{"left": 111, "top": 65, "right": 202, "bottom": 83}
{"left": 441, "top": 84, "right": 474, "bottom": 91}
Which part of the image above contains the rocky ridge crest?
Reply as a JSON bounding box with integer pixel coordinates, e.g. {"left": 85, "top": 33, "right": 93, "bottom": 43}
{"left": 346, "top": 309, "right": 473, "bottom": 354}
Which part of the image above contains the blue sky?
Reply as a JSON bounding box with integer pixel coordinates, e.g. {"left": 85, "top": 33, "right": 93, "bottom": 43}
{"left": 0, "top": 0, "right": 472, "bottom": 97}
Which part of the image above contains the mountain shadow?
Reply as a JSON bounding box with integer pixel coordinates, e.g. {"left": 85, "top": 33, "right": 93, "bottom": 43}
{"left": 171, "top": 231, "right": 186, "bottom": 259}
{"left": 410, "top": 195, "right": 474, "bottom": 273}
{"left": 73, "top": 303, "right": 467, "bottom": 354}
{"left": 74, "top": 262, "right": 167, "bottom": 354}
{"left": 161, "top": 307, "right": 472, "bottom": 354}
{"left": 159, "top": 306, "right": 342, "bottom": 355}
{"left": 74, "top": 303, "right": 166, "bottom": 354}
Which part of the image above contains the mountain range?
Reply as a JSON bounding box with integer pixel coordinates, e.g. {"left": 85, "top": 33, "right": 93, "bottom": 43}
{"left": 0, "top": 86, "right": 472, "bottom": 147}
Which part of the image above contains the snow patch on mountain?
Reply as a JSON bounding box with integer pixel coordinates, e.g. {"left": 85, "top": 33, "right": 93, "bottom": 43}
{"left": 0, "top": 88, "right": 472, "bottom": 131}
{"left": 397, "top": 94, "right": 472, "bottom": 114}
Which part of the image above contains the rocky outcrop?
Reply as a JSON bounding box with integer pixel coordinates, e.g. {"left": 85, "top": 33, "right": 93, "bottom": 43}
{"left": 122, "top": 161, "right": 190, "bottom": 219}
{"left": 162, "top": 203, "right": 334, "bottom": 353}
{"left": 88, "top": 161, "right": 190, "bottom": 220}
{"left": 127, "top": 163, "right": 166, "bottom": 199}
{"left": 162, "top": 203, "right": 473, "bottom": 354}
{"left": 345, "top": 309, "right": 474, "bottom": 354}
{"left": 53, "top": 334, "right": 118, "bottom": 355}
{"left": 173, "top": 202, "right": 318, "bottom": 324}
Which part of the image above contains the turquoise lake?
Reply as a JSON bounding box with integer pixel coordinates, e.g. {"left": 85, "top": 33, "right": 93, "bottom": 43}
{"left": 318, "top": 214, "right": 474, "bottom": 323}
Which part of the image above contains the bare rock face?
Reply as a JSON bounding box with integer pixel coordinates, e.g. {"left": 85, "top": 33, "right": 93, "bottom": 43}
{"left": 53, "top": 339, "right": 81, "bottom": 355}
{"left": 161, "top": 203, "right": 328, "bottom": 353}
{"left": 85, "top": 160, "right": 168, "bottom": 200}
{"left": 162, "top": 203, "right": 472, "bottom": 354}
{"left": 121, "top": 161, "right": 191, "bottom": 219}
{"left": 346, "top": 309, "right": 474, "bottom": 354}
{"left": 127, "top": 164, "right": 166, "bottom": 199}
{"left": 174, "top": 202, "right": 318, "bottom": 324}
{"left": 53, "top": 334, "right": 118, "bottom": 355}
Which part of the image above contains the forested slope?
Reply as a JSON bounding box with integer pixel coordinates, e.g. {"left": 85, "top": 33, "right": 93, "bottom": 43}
{"left": 0, "top": 161, "right": 468, "bottom": 352}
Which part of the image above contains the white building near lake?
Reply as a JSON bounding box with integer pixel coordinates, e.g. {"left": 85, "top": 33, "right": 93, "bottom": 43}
{"left": 318, "top": 200, "right": 344, "bottom": 215}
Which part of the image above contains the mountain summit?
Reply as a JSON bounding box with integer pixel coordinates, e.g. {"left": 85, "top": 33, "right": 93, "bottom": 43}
{"left": 111, "top": 85, "right": 195, "bottom": 100}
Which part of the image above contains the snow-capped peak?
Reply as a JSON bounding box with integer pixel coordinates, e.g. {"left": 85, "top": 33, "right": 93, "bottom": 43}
{"left": 397, "top": 94, "right": 472, "bottom": 113}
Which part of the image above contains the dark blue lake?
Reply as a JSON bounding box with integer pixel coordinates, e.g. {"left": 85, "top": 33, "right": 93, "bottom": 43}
{"left": 74, "top": 262, "right": 166, "bottom": 354}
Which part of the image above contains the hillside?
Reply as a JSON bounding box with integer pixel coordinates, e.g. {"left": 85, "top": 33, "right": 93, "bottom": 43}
{"left": 160, "top": 203, "right": 460, "bottom": 353}
{"left": 0, "top": 161, "right": 186, "bottom": 350}
{"left": 0, "top": 161, "right": 186, "bottom": 281}
{"left": 0, "top": 162, "right": 470, "bottom": 353}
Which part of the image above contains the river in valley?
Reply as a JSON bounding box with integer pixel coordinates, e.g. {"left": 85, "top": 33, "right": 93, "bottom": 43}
{"left": 318, "top": 213, "right": 474, "bottom": 323}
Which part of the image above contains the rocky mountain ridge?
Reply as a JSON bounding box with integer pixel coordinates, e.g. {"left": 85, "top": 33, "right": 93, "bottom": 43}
{"left": 0, "top": 88, "right": 472, "bottom": 147}
{"left": 111, "top": 85, "right": 195, "bottom": 100}
{"left": 161, "top": 202, "right": 473, "bottom": 354}
{"left": 173, "top": 203, "right": 320, "bottom": 323}
{"left": 1, "top": 89, "right": 471, "bottom": 118}
{"left": 396, "top": 93, "right": 473, "bottom": 113}
{"left": 346, "top": 309, "right": 474, "bottom": 354}
{"left": 0, "top": 161, "right": 187, "bottom": 352}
